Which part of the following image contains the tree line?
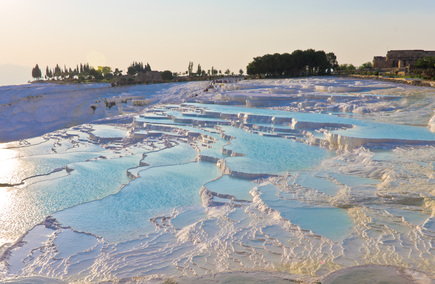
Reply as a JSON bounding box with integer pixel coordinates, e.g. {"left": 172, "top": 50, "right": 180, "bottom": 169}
{"left": 184, "top": 61, "right": 244, "bottom": 77}
{"left": 127, "top": 62, "right": 151, "bottom": 76}
{"left": 31, "top": 60, "right": 244, "bottom": 84}
{"left": 32, "top": 63, "right": 121, "bottom": 81}
{"left": 246, "top": 49, "right": 338, "bottom": 77}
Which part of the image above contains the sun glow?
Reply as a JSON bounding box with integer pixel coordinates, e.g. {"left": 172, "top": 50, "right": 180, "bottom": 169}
{"left": 86, "top": 50, "right": 107, "bottom": 68}
{"left": 0, "top": 147, "right": 21, "bottom": 185}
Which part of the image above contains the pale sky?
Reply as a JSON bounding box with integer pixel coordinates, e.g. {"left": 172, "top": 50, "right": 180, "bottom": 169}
{"left": 1, "top": 0, "right": 434, "bottom": 85}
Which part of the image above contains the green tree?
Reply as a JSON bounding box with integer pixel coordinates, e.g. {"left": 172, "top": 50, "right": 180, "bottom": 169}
{"left": 211, "top": 67, "right": 218, "bottom": 75}
{"left": 145, "top": 63, "right": 151, "bottom": 72}
{"left": 54, "top": 64, "right": 61, "bottom": 79}
{"left": 161, "top": 70, "right": 173, "bottom": 81}
{"left": 98, "top": 66, "right": 113, "bottom": 79}
{"left": 127, "top": 62, "right": 149, "bottom": 75}
{"left": 32, "top": 64, "right": 42, "bottom": 80}
{"left": 89, "top": 68, "right": 103, "bottom": 80}
{"left": 326, "top": 52, "right": 338, "bottom": 73}
{"left": 359, "top": 62, "right": 373, "bottom": 69}
{"left": 114, "top": 68, "right": 122, "bottom": 77}
{"left": 224, "top": 69, "right": 231, "bottom": 75}
{"left": 415, "top": 57, "right": 435, "bottom": 69}
{"left": 239, "top": 69, "right": 244, "bottom": 75}
{"left": 337, "top": 64, "right": 356, "bottom": 73}
{"left": 127, "top": 66, "right": 137, "bottom": 76}
{"left": 45, "top": 66, "right": 53, "bottom": 79}
{"left": 247, "top": 49, "right": 335, "bottom": 77}
{"left": 346, "top": 64, "right": 356, "bottom": 72}
{"left": 196, "top": 64, "right": 202, "bottom": 76}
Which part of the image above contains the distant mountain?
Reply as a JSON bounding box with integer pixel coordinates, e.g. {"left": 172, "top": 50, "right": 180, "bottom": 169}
{"left": 0, "top": 64, "right": 31, "bottom": 86}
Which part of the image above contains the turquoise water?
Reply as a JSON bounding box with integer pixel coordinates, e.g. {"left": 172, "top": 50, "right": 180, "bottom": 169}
{"left": 0, "top": 151, "right": 102, "bottom": 185}
{"left": 294, "top": 172, "right": 340, "bottom": 196}
{"left": 205, "top": 175, "right": 256, "bottom": 201}
{"left": 141, "top": 142, "right": 198, "bottom": 167}
{"left": 53, "top": 162, "right": 221, "bottom": 242}
{"left": 256, "top": 184, "right": 353, "bottom": 241}
{"left": 189, "top": 103, "right": 435, "bottom": 142}
{"left": 222, "top": 126, "right": 332, "bottom": 174}
{"left": 0, "top": 154, "right": 141, "bottom": 244}
{"left": 333, "top": 122, "right": 435, "bottom": 141}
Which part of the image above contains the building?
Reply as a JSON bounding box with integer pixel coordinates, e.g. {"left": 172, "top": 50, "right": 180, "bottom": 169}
{"left": 373, "top": 50, "right": 435, "bottom": 74}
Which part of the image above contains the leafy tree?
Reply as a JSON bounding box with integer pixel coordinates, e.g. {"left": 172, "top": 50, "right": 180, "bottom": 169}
{"left": 415, "top": 57, "right": 435, "bottom": 69}
{"left": 32, "top": 64, "right": 42, "bottom": 79}
{"left": 127, "top": 66, "right": 137, "bottom": 76}
{"left": 326, "top": 52, "right": 338, "bottom": 73}
{"left": 359, "top": 62, "right": 373, "bottom": 69}
{"left": 411, "top": 57, "right": 435, "bottom": 80}
{"left": 161, "top": 70, "right": 173, "bottom": 81}
{"left": 89, "top": 68, "right": 103, "bottom": 80}
{"left": 239, "top": 69, "right": 244, "bottom": 75}
{"left": 337, "top": 64, "right": 356, "bottom": 73}
{"left": 346, "top": 64, "right": 356, "bottom": 72}
{"left": 114, "top": 68, "right": 122, "bottom": 77}
{"left": 246, "top": 49, "right": 337, "bottom": 77}
{"left": 98, "top": 66, "right": 113, "bottom": 78}
{"left": 196, "top": 64, "right": 202, "bottom": 76}
{"left": 225, "top": 69, "right": 231, "bottom": 75}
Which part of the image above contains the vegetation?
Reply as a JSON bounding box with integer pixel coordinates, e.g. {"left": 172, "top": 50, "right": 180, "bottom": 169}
{"left": 161, "top": 70, "right": 173, "bottom": 81}
{"left": 41, "top": 62, "right": 110, "bottom": 82}
{"left": 359, "top": 62, "right": 373, "bottom": 69}
{"left": 187, "top": 61, "right": 194, "bottom": 76}
{"left": 31, "top": 59, "right": 245, "bottom": 87}
{"left": 336, "top": 64, "right": 356, "bottom": 74}
{"left": 127, "top": 62, "right": 151, "bottom": 76}
{"left": 31, "top": 64, "right": 42, "bottom": 79}
{"left": 246, "top": 49, "right": 338, "bottom": 77}
{"left": 346, "top": 56, "right": 435, "bottom": 80}
{"left": 411, "top": 56, "right": 435, "bottom": 80}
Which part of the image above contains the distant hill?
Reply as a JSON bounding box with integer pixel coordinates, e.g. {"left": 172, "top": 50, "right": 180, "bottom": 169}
{"left": 0, "top": 64, "right": 31, "bottom": 86}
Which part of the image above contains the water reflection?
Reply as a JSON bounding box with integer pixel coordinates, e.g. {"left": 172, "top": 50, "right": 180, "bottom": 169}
{"left": 0, "top": 147, "right": 21, "bottom": 185}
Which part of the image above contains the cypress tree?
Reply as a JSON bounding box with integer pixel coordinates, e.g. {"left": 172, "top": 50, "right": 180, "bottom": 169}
{"left": 32, "top": 64, "right": 42, "bottom": 79}
{"left": 145, "top": 63, "right": 151, "bottom": 72}
{"left": 54, "top": 64, "right": 61, "bottom": 79}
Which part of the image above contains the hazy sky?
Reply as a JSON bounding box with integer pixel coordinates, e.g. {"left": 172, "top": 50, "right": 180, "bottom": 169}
{"left": 1, "top": 0, "right": 435, "bottom": 85}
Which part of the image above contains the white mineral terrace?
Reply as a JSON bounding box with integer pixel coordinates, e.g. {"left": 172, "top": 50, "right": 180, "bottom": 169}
{"left": 0, "top": 77, "right": 434, "bottom": 283}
